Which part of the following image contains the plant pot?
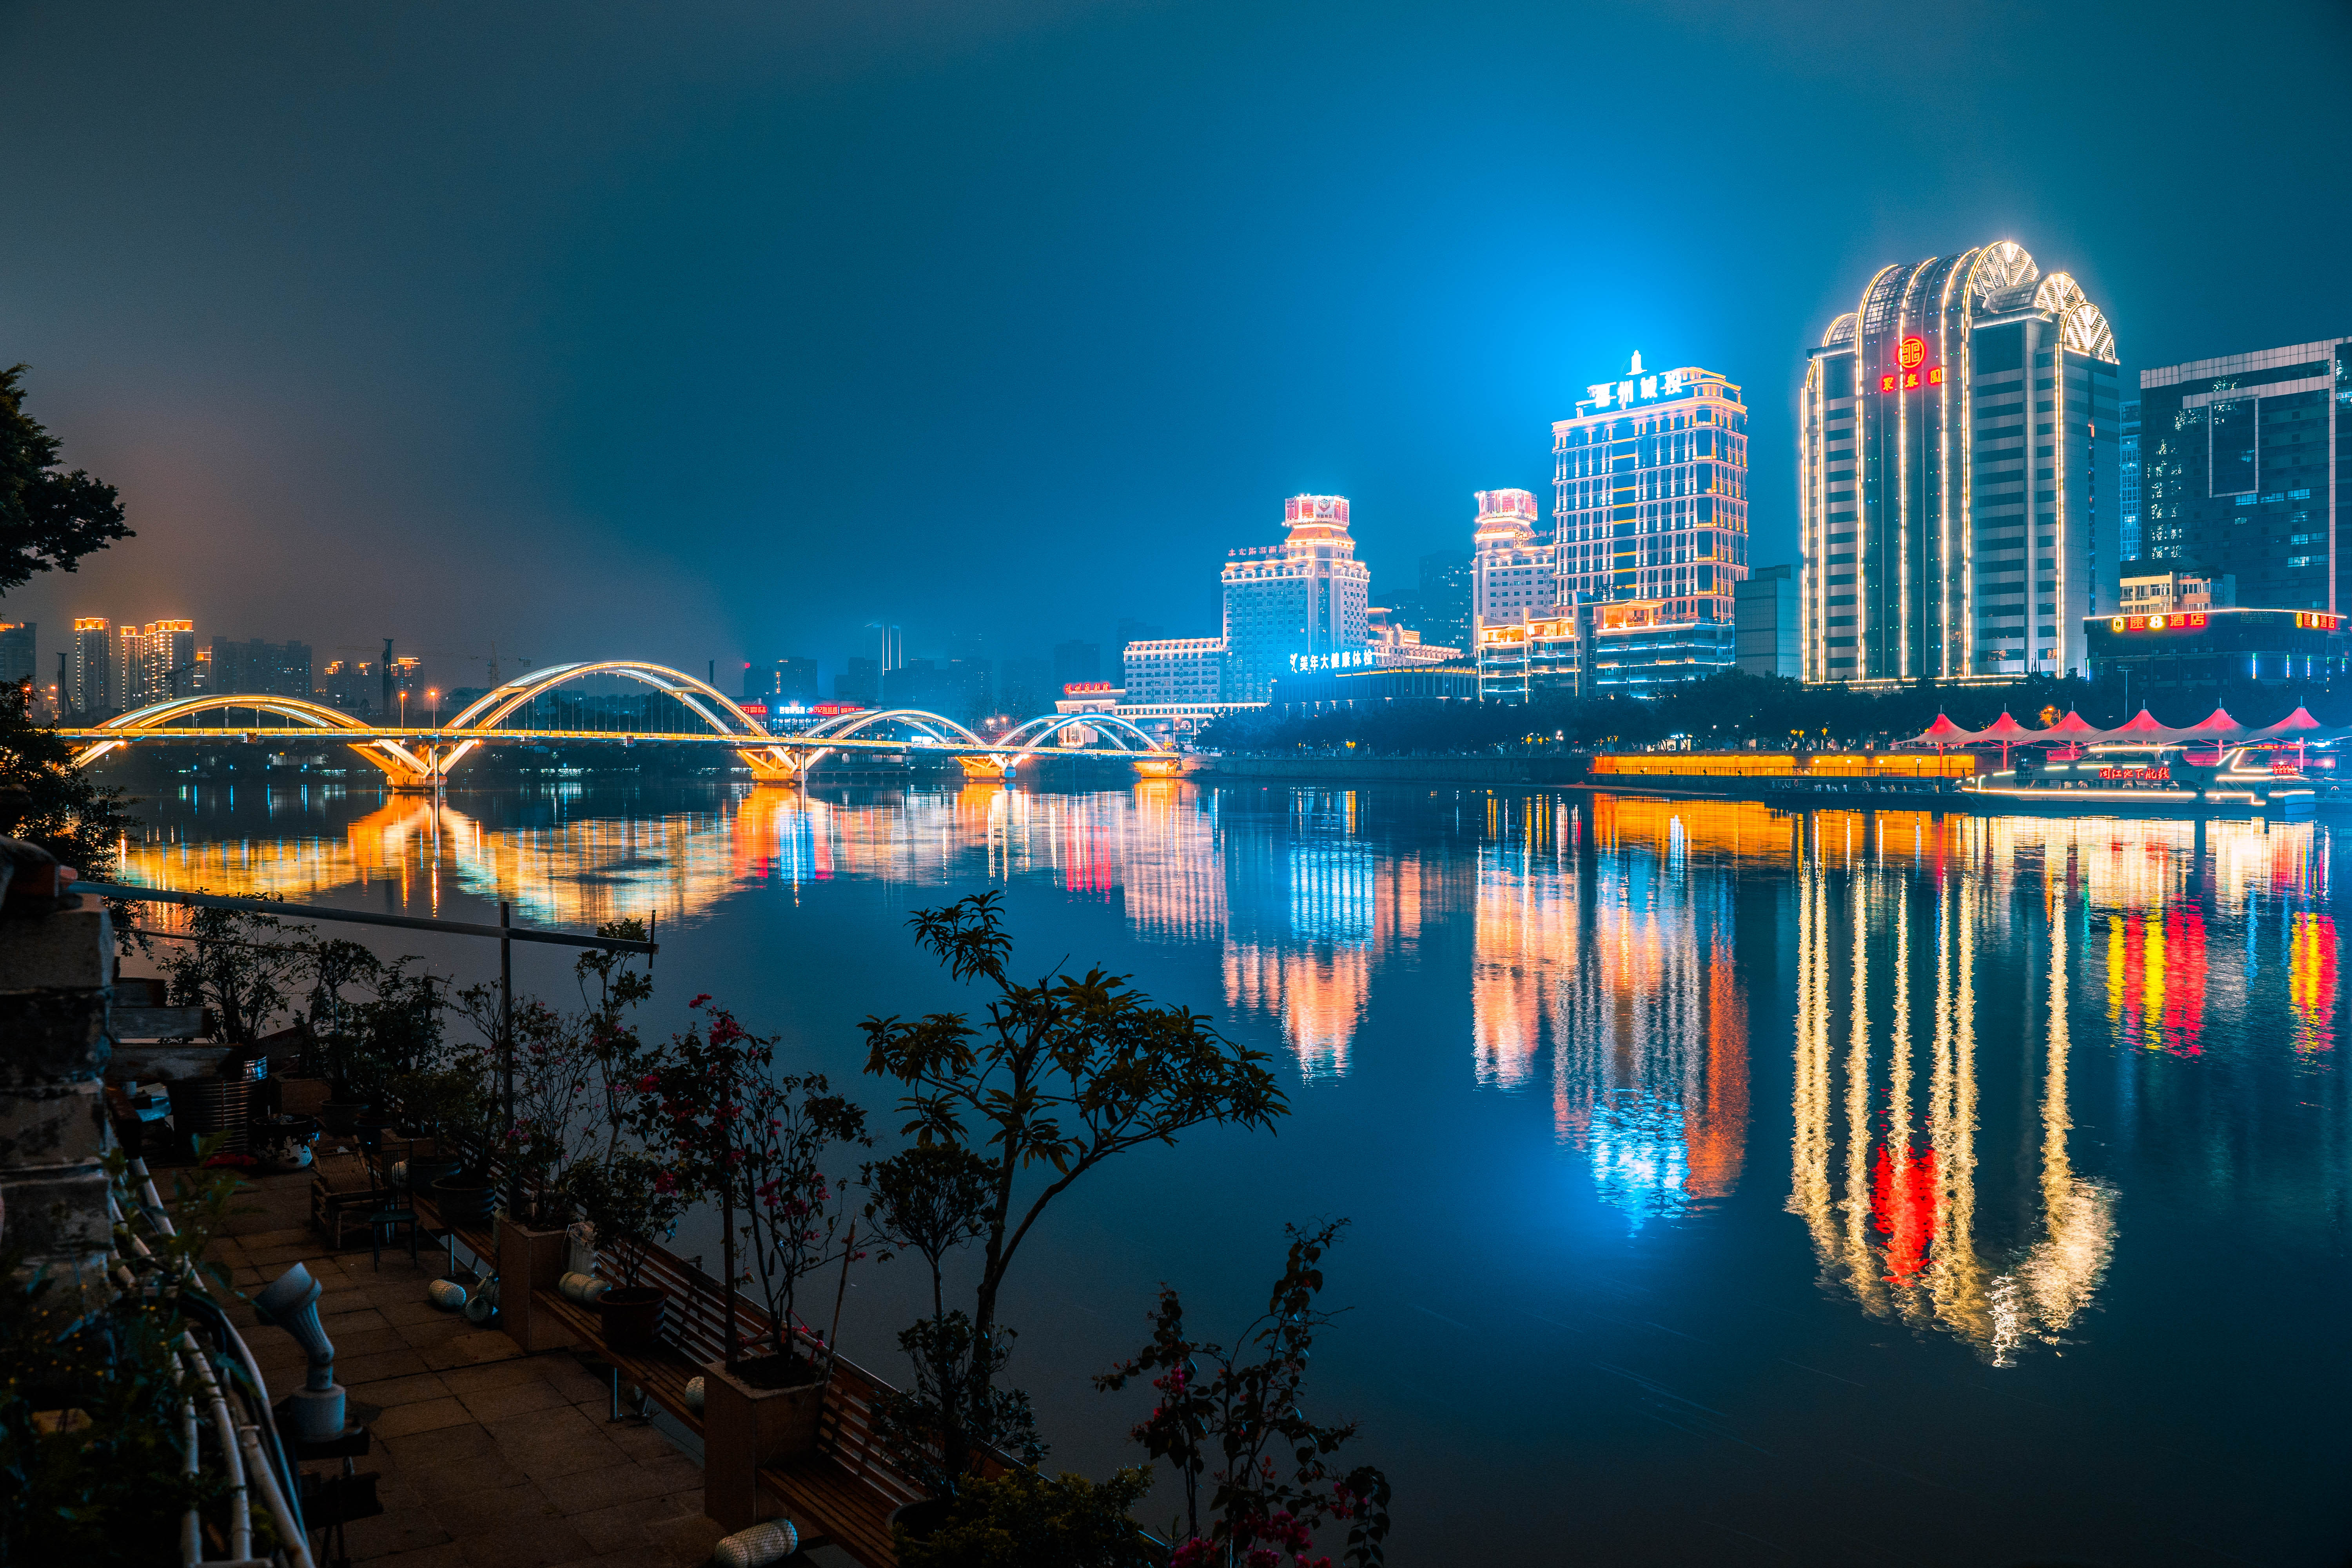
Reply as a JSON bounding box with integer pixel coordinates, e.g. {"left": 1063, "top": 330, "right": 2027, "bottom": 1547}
{"left": 498, "top": 1218, "right": 579, "bottom": 1353}
{"left": 887, "top": 1498, "right": 953, "bottom": 1552}
{"left": 701, "top": 1356, "right": 829, "bottom": 1532}
{"left": 319, "top": 1100, "right": 365, "bottom": 1135}
{"left": 430, "top": 1173, "right": 495, "bottom": 1228}
{"left": 596, "top": 1285, "right": 666, "bottom": 1354}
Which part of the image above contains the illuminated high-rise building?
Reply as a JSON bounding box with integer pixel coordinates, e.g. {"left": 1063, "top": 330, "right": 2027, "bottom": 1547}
{"left": 1799, "top": 240, "right": 2122, "bottom": 684}
{"left": 1220, "top": 495, "right": 1370, "bottom": 701}
{"left": 1469, "top": 488, "right": 1554, "bottom": 633}
{"left": 0, "top": 622, "right": 35, "bottom": 690}
{"left": 69, "top": 618, "right": 109, "bottom": 715}
{"left": 1553, "top": 354, "right": 1750, "bottom": 626}
{"left": 2136, "top": 336, "right": 2349, "bottom": 612}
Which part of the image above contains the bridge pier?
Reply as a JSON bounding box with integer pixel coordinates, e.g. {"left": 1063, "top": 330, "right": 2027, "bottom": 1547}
{"left": 956, "top": 755, "right": 1014, "bottom": 781}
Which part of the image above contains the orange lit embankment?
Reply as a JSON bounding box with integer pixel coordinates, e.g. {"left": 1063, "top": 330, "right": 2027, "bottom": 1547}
{"left": 1589, "top": 752, "right": 1979, "bottom": 780}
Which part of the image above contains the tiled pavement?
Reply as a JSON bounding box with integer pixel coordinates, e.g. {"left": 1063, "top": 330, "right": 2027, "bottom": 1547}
{"left": 206, "top": 1163, "right": 745, "bottom": 1568}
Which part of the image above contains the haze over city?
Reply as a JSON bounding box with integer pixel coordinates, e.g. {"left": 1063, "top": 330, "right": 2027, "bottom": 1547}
{"left": 5, "top": 0, "right": 2348, "bottom": 699}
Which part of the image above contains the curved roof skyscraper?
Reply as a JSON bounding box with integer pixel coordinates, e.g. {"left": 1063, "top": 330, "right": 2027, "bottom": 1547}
{"left": 1800, "top": 241, "right": 2122, "bottom": 684}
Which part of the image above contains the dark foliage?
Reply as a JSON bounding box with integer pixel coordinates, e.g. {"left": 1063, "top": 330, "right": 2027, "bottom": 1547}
{"left": 0, "top": 363, "right": 132, "bottom": 598}
{"left": 898, "top": 1465, "right": 1161, "bottom": 1568}
{"left": 1098, "top": 1221, "right": 1390, "bottom": 1568}
{"left": 0, "top": 677, "right": 135, "bottom": 878}
{"left": 862, "top": 891, "right": 1288, "bottom": 1489}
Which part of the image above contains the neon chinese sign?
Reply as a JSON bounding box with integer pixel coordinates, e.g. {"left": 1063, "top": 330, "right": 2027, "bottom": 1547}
{"left": 1897, "top": 337, "right": 1926, "bottom": 370}
{"left": 2109, "top": 613, "right": 2208, "bottom": 632}
{"left": 2297, "top": 611, "right": 2341, "bottom": 630}
{"left": 1585, "top": 368, "right": 1691, "bottom": 410}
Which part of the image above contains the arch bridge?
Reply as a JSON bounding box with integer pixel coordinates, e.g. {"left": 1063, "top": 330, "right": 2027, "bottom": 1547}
{"left": 56, "top": 660, "right": 1180, "bottom": 789}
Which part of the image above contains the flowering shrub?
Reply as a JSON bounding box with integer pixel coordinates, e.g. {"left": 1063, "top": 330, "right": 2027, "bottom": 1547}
{"left": 632, "top": 997, "right": 868, "bottom": 1375}
{"left": 1097, "top": 1221, "right": 1390, "bottom": 1568}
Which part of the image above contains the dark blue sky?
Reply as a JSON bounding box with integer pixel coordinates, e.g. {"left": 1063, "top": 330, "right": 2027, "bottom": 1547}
{"left": 4, "top": 0, "right": 2347, "bottom": 689}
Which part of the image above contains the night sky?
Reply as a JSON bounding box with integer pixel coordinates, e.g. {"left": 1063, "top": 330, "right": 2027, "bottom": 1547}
{"left": 4, "top": 0, "right": 2348, "bottom": 691}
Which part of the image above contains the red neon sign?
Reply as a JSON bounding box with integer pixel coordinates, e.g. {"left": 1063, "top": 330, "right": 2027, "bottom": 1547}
{"left": 2297, "top": 611, "right": 2341, "bottom": 630}
{"left": 1877, "top": 366, "right": 1945, "bottom": 393}
{"left": 1898, "top": 336, "right": 1926, "bottom": 370}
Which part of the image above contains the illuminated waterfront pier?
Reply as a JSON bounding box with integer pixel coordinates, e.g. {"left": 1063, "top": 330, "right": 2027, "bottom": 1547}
{"left": 57, "top": 658, "right": 1178, "bottom": 790}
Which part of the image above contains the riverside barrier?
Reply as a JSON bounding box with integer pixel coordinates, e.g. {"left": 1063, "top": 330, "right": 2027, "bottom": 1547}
{"left": 1187, "top": 754, "right": 1593, "bottom": 786}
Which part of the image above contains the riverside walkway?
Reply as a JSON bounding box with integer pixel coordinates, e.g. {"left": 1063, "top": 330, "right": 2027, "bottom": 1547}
{"left": 205, "top": 1164, "right": 775, "bottom": 1568}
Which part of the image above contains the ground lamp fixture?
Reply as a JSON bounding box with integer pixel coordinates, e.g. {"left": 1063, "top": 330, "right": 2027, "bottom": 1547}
{"left": 256, "top": 1262, "right": 346, "bottom": 1441}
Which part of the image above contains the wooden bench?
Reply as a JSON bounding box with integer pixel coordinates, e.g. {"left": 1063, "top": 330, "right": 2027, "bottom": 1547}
{"left": 413, "top": 1190, "right": 916, "bottom": 1566}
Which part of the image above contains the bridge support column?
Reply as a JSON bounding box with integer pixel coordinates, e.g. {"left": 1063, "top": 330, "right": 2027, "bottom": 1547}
{"left": 736, "top": 747, "right": 800, "bottom": 783}
{"left": 957, "top": 755, "right": 1013, "bottom": 781}
{"left": 1132, "top": 755, "right": 1182, "bottom": 779}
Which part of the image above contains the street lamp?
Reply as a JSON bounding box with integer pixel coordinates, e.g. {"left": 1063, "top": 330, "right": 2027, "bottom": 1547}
{"left": 428, "top": 688, "right": 439, "bottom": 728}
{"left": 398, "top": 688, "right": 408, "bottom": 729}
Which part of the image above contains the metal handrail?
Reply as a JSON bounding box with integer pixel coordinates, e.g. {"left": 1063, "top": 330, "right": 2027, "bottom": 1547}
{"left": 74, "top": 882, "right": 657, "bottom": 954}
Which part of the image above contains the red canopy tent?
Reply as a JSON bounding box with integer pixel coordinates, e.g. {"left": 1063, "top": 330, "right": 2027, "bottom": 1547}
{"left": 1907, "top": 712, "right": 1978, "bottom": 751}
{"left": 2178, "top": 707, "right": 2248, "bottom": 740}
{"left": 2043, "top": 710, "right": 2100, "bottom": 737}
{"left": 2101, "top": 708, "right": 2193, "bottom": 744}
{"left": 1976, "top": 710, "right": 2034, "bottom": 769}
{"left": 2246, "top": 705, "right": 2325, "bottom": 741}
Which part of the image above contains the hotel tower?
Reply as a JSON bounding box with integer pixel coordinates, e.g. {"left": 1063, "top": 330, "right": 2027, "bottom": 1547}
{"left": 1800, "top": 241, "right": 2121, "bottom": 684}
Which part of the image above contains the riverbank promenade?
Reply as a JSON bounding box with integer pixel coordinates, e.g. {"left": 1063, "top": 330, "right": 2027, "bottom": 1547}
{"left": 204, "top": 1165, "right": 754, "bottom": 1568}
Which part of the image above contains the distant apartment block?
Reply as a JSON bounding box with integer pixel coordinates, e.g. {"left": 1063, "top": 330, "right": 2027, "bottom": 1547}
{"left": 2138, "top": 336, "right": 2349, "bottom": 613}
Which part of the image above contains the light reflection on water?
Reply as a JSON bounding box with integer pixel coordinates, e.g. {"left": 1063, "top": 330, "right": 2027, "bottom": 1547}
{"left": 120, "top": 778, "right": 2352, "bottom": 1561}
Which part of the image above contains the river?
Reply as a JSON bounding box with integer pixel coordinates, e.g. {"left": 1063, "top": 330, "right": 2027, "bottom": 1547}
{"left": 115, "top": 777, "right": 2352, "bottom": 1565}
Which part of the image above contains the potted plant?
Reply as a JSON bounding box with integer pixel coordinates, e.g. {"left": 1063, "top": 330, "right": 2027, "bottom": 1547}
{"left": 861, "top": 892, "right": 1285, "bottom": 1489}
{"left": 632, "top": 999, "right": 867, "bottom": 1529}
{"left": 864, "top": 1142, "right": 1038, "bottom": 1541}
{"left": 304, "top": 938, "right": 383, "bottom": 1133}
{"left": 564, "top": 1151, "right": 685, "bottom": 1352}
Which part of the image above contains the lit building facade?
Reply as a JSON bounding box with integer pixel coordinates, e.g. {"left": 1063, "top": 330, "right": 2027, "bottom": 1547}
{"left": 2118, "top": 569, "right": 2231, "bottom": 614}
{"left": 1470, "top": 488, "right": 1555, "bottom": 632}
{"left": 2120, "top": 399, "right": 2143, "bottom": 561}
{"left": 1553, "top": 355, "right": 1750, "bottom": 627}
{"left": 1476, "top": 599, "right": 1737, "bottom": 702}
{"left": 69, "top": 618, "right": 109, "bottom": 715}
{"left": 1221, "top": 495, "right": 1371, "bottom": 702}
{"left": 2137, "top": 337, "right": 2349, "bottom": 612}
{"left": 1800, "top": 240, "right": 2122, "bottom": 684}
{"left": 0, "top": 621, "right": 34, "bottom": 689}
{"left": 1122, "top": 637, "right": 1228, "bottom": 703}
{"left": 111, "top": 619, "right": 197, "bottom": 708}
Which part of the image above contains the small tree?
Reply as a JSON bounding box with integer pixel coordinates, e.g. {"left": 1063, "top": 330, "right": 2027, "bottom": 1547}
{"left": 863, "top": 891, "right": 1287, "bottom": 1484}
{"left": 301, "top": 937, "right": 383, "bottom": 1092}
{"left": 575, "top": 920, "right": 657, "bottom": 1162}
{"left": 733, "top": 1066, "right": 870, "bottom": 1379}
{"left": 563, "top": 1151, "right": 685, "bottom": 1291}
{"left": 864, "top": 1144, "right": 1043, "bottom": 1493}
{"left": 1097, "top": 1221, "right": 1390, "bottom": 1568}
{"left": 630, "top": 996, "right": 766, "bottom": 1370}
{"left": 159, "top": 898, "right": 310, "bottom": 1047}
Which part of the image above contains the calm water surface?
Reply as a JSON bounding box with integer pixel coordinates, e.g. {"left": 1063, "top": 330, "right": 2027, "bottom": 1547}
{"left": 122, "top": 779, "right": 2352, "bottom": 1566}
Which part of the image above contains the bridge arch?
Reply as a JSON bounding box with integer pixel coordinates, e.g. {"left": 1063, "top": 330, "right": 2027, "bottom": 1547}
{"left": 791, "top": 707, "right": 992, "bottom": 773}
{"left": 437, "top": 661, "right": 795, "bottom": 779}
{"left": 997, "top": 711, "right": 1172, "bottom": 759}
{"left": 70, "top": 694, "right": 439, "bottom": 784}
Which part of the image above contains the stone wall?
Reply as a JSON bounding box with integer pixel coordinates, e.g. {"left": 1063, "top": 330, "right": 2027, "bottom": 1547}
{"left": 0, "top": 900, "right": 118, "bottom": 1323}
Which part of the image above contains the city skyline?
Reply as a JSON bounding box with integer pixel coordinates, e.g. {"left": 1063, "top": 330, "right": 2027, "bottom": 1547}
{"left": 2, "top": 2, "right": 2346, "bottom": 689}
